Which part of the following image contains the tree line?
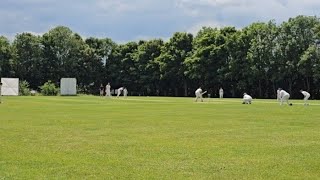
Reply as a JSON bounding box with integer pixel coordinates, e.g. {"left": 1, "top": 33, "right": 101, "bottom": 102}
{"left": 0, "top": 15, "right": 320, "bottom": 98}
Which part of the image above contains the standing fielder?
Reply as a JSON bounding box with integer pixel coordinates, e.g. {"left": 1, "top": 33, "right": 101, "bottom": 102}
{"left": 99, "top": 84, "right": 104, "bottom": 97}
{"left": 300, "top": 90, "right": 310, "bottom": 105}
{"left": 277, "top": 88, "right": 281, "bottom": 101}
{"left": 195, "top": 87, "right": 206, "bottom": 102}
{"left": 123, "top": 88, "right": 128, "bottom": 98}
{"left": 242, "top": 93, "right": 252, "bottom": 104}
{"left": 279, "top": 89, "right": 290, "bottom": 105}
{"left": 219, "top": 87, "right": 224, "bottom": 98}
{"left": 0, "top": 82, "right": 2, "bottom": 104}
{"left": 105, "top": 83, "right": 111, "bottom": 97}
{"left": 117, "top": 87, "right": 124, "bottom": 97}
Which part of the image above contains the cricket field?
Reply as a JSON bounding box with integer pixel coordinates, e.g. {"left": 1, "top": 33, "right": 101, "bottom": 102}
{"left": 1, "top": 96, "right": 319, "bottom": 179}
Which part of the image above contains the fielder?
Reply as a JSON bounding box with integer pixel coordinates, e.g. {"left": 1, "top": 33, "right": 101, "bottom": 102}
{"left": 300, "top": 90, "right": 310, "bottom": 105}
{"left": 195, "top": 87, "right": 206, "bottom": 102}
{"left": 242, "top": 93, "right": 252, "bottom": 104}
{"left": 279, "top": 89, "right": 290, "bottom": 105}
{"left": 277, "top": 88, "right": 281, "bottom": 101}
{"left": 0, "top": 82, "right": 2, "bottom": 104}
{"left": 117, "top": 87, "right": 124, "bottom": 97}
{"left": 219, "top": 87, "right": 224, "bottom": 98}
{"left": 123, "top": 88, "right": 128, "bottom": 97}
{"left": 105, "top": 83, "right": 111, "bottom": 97}
{"left": 99, "top": 84, "right": 104, "bottom": 97}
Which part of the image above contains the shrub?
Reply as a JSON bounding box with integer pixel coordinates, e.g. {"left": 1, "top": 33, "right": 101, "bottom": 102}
{"left": 19, "top": 80, "right": 31, "bottom": 96}
{"left": 40, "top": 81, "right": 58, "bottom": 96}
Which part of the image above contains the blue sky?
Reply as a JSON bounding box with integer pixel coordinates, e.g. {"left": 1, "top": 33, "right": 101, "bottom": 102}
{"left": 1, "top": 0, "right": 319, "bottom": 43}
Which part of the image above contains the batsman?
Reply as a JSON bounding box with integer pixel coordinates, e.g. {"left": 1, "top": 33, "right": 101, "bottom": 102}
{"left": 195, "top": 87, "right": 207, "bottom": 102}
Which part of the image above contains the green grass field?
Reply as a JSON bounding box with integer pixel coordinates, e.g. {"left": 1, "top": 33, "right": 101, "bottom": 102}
{"left": 1, "top": 96, "right": 320, "bottom": 179}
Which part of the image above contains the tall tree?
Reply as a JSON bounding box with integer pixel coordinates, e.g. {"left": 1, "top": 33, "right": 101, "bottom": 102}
{"left": 85, "top": 37, "right": 116, "bottom": 83}
{"left": 157, "top": 32, "right": 193, "bottom": 96}
{"left": 13, "top": 33, "right": 43, "bottom": 88}
{"left": 109, "top": 42, "right": 139, "bottom": 93}
{"left": 41, "top": 26, "right": 80, "bottom": 82}
{"left": 185, "top": 27, "right": 238, "bottom": 97}
{"left": 133, "top": 39, "right": 163, "bottom": 95}
{"left": 276, "top": 16, "right": 320, "bottom": 95}
{"left": 0, "top": 36, "right": 14, "bottom": 77}
{"left": 246, "top": 21, "right": 279, "bottom": 98}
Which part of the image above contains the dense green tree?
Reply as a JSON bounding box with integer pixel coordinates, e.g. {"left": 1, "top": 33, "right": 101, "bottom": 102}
{"left": 85, "top": 37, "right": 116, "bottom": 83}
{"left": 133, "top": 39, "right": 163, "bottom": 95}
{"left": 0, "top": 36, "right": 14, "bottom": 77}
{"left": 246, "top": 21, "right": 279, "bottom": 98}
{"left": 157, "top": 32, "right": 193, "bottom": 96}
{"left": 13, "top": 33, "right": 43, "bottom": 88}
{"left": 276, "top": 16, "right": 320, "bottom": 96}
{"left": 1, "top": 15, "right": 320, "bottom": 98}
{"left": 109, "top": 42, "right": 139, "bottom": 94}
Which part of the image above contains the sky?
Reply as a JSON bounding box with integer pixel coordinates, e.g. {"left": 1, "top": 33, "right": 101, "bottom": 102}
{"left": 1, "top": 0, "right": 319, "bottom": 43}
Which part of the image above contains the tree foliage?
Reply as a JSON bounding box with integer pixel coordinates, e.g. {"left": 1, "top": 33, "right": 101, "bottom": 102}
{"left": 1, "top": 16, "right": 320, "bottom": 98}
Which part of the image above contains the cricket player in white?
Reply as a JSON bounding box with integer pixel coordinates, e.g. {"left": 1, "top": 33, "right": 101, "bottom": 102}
{"left": 277, "top": 88, "right": 281, "bottom": 101}
{"left": 123, "top": 88, "right": 128, "bottom": 97}
{"left": 195, "top": 87, "right": 206, "bottom": 102}
{"left": 300, "top": 90, "right": 310, "bottom": 105}
{"left": 242, "top": 93, "right": 252, "bottom": 104}
{"left": 117, "top": 87, "right": 124, "bottom": 97}
{"left": 0, "top": 82, "right": 2, "bottom": 104}
{"left": 219, "top": 87, "right": 224, "bottom": 98}
{"left": 105, "top": 83, "right": 111, "bottom": 97}
{"left": 279, "top": 89, "right": 290, "bottom": 105}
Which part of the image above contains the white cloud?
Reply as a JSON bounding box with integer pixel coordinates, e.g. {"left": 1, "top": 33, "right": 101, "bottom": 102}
{"left": 176, "top": 0, "right": 244, "bottom": 8}
{"left": 0, "top": 0, "right": 319, "bottom": 42}
{"left": 187, "top": 21, "right": 226, "bottom": 35}
{"left": 132, "top": 35, "right": 170, "bottom": 42}
{"left": 96, "top": 0, "right": 135, "bottom": 13}
{"left": 3, "top": 31, "right": 45, "bottom": 42}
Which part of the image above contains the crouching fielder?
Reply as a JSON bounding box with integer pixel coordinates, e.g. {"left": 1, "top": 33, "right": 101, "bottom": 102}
{"left": 242, "top": 93, "right": 252, "bottom": 104}
{"left": 195, "top": 87, "right": 206, "bottom": 102}
{"left": 300, "top": 90, "right": 310, "bottom": 105}
{"left": 279, "top": 89, "right": 290, "bottom": 105}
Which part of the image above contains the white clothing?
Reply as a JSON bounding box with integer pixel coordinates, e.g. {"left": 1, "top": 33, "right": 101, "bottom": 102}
{"left": 195, "top": 88, "right": 203, "bottom": 102}
{"left": 123, "top": 88, "right": 128, "bottom": 97}
{"left": 276, "top": 89, "right": 280, "bottom": 101}
{"left": 301, "top": 91, "right": 310, "bottom": 105}
{"left": 279, "top": 90, "right": 290, "bottom": 105}
{"left": 243, "top": 94, "right": 252, "bottom": 104}
{"left": 105, "top": 84, "right": 111, "bottom": 97}
{"left": 0, "top": 84, "right": 2, "bottom": 103}
{"left": 117, "top": 87, "right": 124, "bottom": 97}
{"left": 219, "top": 88, "right": 224, "bottom": 98}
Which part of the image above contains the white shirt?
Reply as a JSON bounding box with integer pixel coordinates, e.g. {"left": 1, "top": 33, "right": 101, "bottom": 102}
{"left": 301, "top": 91, "right": 310, "bottom": 97}
{"left": 106, "top": 84, "right": 111, "bottom": 90}
{"left": 219, "top": 88, "right": 223, "bottom": 94}
{"left": 243, "top": 94, "right": 252, "bottom": 100}
{"left": 279, "top": 90, "right": 289, "bottom": 98}
{"left": 118, "top": 87, "right": 124, "bottom": 91}
{"left": 195, "top": 88, "right": 202, "bottom": 95}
